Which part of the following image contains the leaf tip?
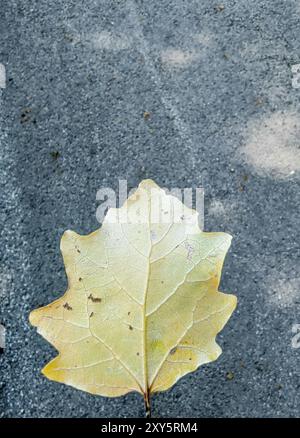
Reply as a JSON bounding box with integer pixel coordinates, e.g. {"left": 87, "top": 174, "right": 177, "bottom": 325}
{"left": 41, "top": 357, "right": 65, "bottom": 383}
{"left": 60, "top": 229, "right": 81, "bottom": 255}
{"left": 231, "top": 293, "right": 238, "bottom": 311}
{"left": 138, "top": 179, "right": 159, "bottom": 191}
{"left": 41, "top": 361, "right": 56, "bottom": 381}
{"left": 29, "top": 308, "right": 39, "bottom": 327}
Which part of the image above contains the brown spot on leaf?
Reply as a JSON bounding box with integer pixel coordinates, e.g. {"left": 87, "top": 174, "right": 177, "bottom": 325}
{"left": 88, "top": 294, "right": 102, "bottom": 303}
{"left": 90, "top": 312, "right": 94, "bottom": 318}
{"left": 170, "top": 347, "right": 177, "bottom": 355}
{"left": 129, "top": 325, "right": 133, "bottom": 331}
{"left": 63, "top": 302, "right": 72, "bottom": 311}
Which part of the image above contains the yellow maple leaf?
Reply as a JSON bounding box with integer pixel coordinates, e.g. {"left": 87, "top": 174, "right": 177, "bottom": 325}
{"left": 29, "top": 179, "right": 237, "bottom": 416}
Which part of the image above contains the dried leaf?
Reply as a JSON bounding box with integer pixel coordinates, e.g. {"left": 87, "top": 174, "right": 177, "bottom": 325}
{"left": 29, "top": 179, "right": 237, "bottom": 412}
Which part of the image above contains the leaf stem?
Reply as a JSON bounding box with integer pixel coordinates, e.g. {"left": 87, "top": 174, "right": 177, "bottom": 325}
{"left": 144, "top": 390, "right": 151, "bottom": 418}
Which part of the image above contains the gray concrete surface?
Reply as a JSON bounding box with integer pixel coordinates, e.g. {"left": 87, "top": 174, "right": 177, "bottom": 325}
{"left": 1, "top": 0, "right": 300, "bottom": 418}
